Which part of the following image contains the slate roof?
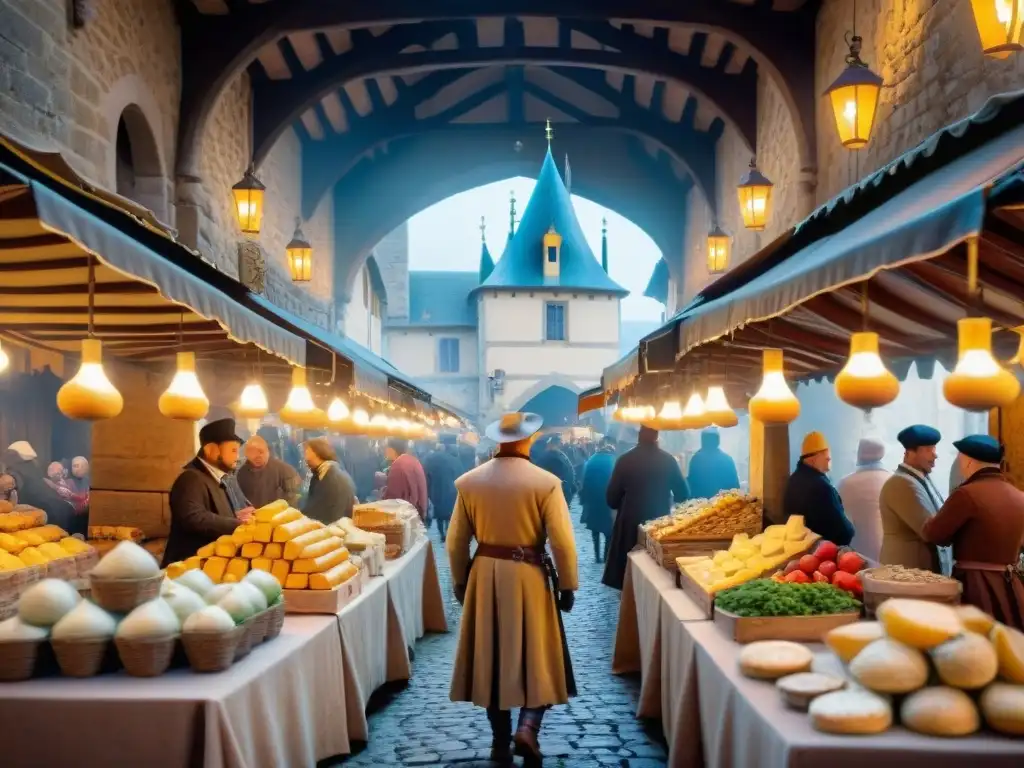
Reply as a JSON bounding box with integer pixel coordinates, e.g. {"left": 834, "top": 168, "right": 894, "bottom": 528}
{"left": 643, "top": 258, "right": 669, "bottom": 305}
{"left": 476, "top": 148, "right": 627, "bottom": 296}
{"left": 479, "top": 240, "right": 495, "bottom": 282}
{"left": 394, "top": 271, "right": 479, "bottom": 327}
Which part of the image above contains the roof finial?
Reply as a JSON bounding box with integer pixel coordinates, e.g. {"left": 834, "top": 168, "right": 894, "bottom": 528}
{"left": 479, "top": 215, "right": 486, "bottom": 243}
{"left": 601, "top": 217, "right": 609, "bottom": 273}
{"left": 545, "top": 118, "right": 553, "bottom": 147}
{"left": 508, "top": 190, "right": 517, "bottom": 240}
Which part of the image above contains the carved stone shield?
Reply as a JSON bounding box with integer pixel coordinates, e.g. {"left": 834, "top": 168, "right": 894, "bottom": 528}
{"left": 238, "top": 241, "right": 266, "bottom": 293}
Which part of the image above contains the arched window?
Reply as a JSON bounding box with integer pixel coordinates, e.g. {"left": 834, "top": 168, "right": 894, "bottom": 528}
{"left": 112, "top": 105, "right": 167, "bottom": 220}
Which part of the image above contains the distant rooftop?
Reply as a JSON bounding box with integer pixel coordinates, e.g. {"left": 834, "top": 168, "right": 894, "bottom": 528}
{"left": 391, "top": 271, "right": 478, "bottom": 327}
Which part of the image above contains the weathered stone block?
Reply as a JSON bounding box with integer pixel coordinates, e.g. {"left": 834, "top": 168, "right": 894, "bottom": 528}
{"left": 88, "top": 489, "right": 170, "bottom": 537}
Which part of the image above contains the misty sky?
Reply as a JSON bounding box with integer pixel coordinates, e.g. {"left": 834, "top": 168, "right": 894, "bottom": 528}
{"left": 408, "top": 177, "right": 665, "bottom": 322}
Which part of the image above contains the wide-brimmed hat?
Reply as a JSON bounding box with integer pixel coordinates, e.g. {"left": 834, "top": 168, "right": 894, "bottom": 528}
{"left": 485, "top": 412, "right": 543, "bottom": 444}
{"left": 199, "top": 418, "right": 243, "bottom": 446}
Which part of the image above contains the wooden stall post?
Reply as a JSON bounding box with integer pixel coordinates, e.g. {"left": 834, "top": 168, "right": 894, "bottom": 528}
{"left": 991, "top": 402, "right": 1024, "bottom": 490}
{"left": 749, "top": 418, "right": 790, "bottom": 524}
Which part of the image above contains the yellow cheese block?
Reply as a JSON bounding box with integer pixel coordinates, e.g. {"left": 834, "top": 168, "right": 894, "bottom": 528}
{"left": 292, "top": 546, "right": 350, "bottom": 574}
{"left": 0, "top": 551, "right": 25, "bottom": 570}
{"left": 283, "top": 527, "right": 334, "bottom": 559}
{"left": 310, "top": 560, "right": 359, "bottom": 590}
{"left": 196, "top": 542, "right": 216, "bottom": 558}
{"left": 231, "top": 525, "right": 255, "bottom": 546}
{"left": 263, "top": 543, "right": 283, "bottom": 559}
{"left": 273, "top": 517, "right": 321, "bottom": 542}
{"left": 719, "top": 558, "right": 745, "bottom": 576}
{"left": 184, "top": 555, "right": 204, "bottom": 570}
{"left": 729, "top": 543, "right": 758, "bottom": 561}
{"left": 990, "top": 623, "right": 1024, "bottom": 683}
{"left": 165, "top": 561, "right": 188, "bottom": 579}
{"left": 38, "top": 542, "right": 68, "bottom": 560}
{"left": 214, "top": 536, "right": 238, "bottom": 558}
{"left": 270, "top": 559, "right": 291, "bottom": 586}
{"left": 269, "top": 508, "right": 303, "bottom": 528}
{"left": 0, "top": 532, "right": 27, "bottom": 554}
{"left": 59, "top": 536, "right": 90, "bottom": 555}
{"left": 760, "top": 538, "right": 784, "bottom": 557}
{"left": 783, "top": 540, "right": 808, "bottom": 557}
{"left": 877, "top": 599, "right": 964, "bottom": 650}
{"left": 712, "top": 550, "right": 731, "bottom": 565}
{"left": 18, "top": 547, "right": 47, "bottom": 566}
{"left": 226, "top": 557, "right": 250, "bottom": 581}
{"left": 254, "top": 499, "right": 289, "bottom": 522}
{"left": 30, "top": 525, "right": 67, "bottom": 543}
{"left": 240, "top": 542, "right": 264, "bottom": 559}
{"left": 223, "top": 573, "right": 239, "bottom": 583}
{"left": 825, "top": 621, "right": 885, "bottom": 663}
{"left": 764, "top": 525, "right": 786, "bottom": 540}
{"left": 203, "top": 556, "right": 229, "bottom": 583}
{"left": 285, "top": 573, "right": 309, "bottom": 589}
{"left": 750, "top": 534, "right": 765, "bottom": 546}
{"left": 744, "top": 555, "right": 768, "bottom": 574}
{"left": 254, "top": 523, "right": 273, "bottom": 543}
{"left": 14, "top": 530, "right": 44, "bottom": 546}
{"left": 251, "top": 557, "right": 273, "bottom": 572}
{"left": 785, "top": 515, "right": 806, "bottom": 541}
{"left": 298, "top": 535, "right": 345, "bottom": 561}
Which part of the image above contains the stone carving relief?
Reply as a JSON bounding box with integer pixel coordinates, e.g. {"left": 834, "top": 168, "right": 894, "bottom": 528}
{"left": 237, "top": 241, "right": 266, "bottom": 294}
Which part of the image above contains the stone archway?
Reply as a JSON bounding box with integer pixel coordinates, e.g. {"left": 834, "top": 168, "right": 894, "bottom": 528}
{"left": 516, "top": 383, "right": 582, "bottom": 429}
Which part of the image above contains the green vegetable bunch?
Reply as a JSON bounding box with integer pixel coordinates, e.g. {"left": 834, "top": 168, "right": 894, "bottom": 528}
{"left": 715, "top": 579, "right": 862, "bottom": 617}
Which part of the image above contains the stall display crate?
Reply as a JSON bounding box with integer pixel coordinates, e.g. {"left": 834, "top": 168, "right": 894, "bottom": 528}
{"left": 646, "top": 535, "right": 736, "bottom": 570}
{"left": 713, "top": 606, "right": 861, "bottom": 644}
{"left": 282, "top": 575, "right": 362, "bottom": 614}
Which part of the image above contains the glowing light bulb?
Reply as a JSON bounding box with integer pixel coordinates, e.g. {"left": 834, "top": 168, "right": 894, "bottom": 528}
{"left": 944, "top": 317, "right": 1020, "bottom": 411}
{"left": 680, "top": 392, "right": 710, "bottom": 430}
{"left": 237, "top": 382, "right": 269, "bottom": 419}
{"left": 704, "top": 386, "right": 739, "bottom": 428}
{"left": 0, "top": 340, "right": 8, "bottom": 373}
{"left": 279, "top": 367, "right": 326, "bottom": 429}
{"left": 997, "top": 0, "right": 1012, "bottom": 25}
{"left": 159, "top": 351, "right": 210, "bottom": 421}
{"left": 57, "top": 338, "right": 124, "bottom": 420}
{"left": 367, "top": 412, "right": 391, "bottom": 437}
{"left": 327, "top": 397, "right": 350, "bottom": 424}
{"left": 653, "top": 400, "right": 684, "bottom": 430}
{"left": 834, "top": 332, "right": 900, "bottom": 410}
{"left": 748, "top": 349, "right": 800, "bottom": 424}
{"left": 843, "top": 100, "right": 858, "bottom": 126}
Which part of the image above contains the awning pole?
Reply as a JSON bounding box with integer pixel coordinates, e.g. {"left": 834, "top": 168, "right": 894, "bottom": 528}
{"left": 966, "top": 236, "right": 980, "bottom": 316}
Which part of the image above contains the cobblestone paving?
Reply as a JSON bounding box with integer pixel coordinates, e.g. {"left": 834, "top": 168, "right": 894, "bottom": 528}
{"left": 331, "top": 506, "right": 668, "bottom": 768}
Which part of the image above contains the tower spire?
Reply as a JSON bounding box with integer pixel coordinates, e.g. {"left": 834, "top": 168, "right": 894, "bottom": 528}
{"left": 508, "top": 190, "right": 517, "bottom": 243}
{"left": 478, "top": 215, "right": 495, "bottom": 283}
{"left": 545, "top": 118, "right": 553, "bottom": 148}
{"left": 601, "top": 217, "right": 608, "bottom": 272}
{"left": 479, "top": 215, "right": 486, "bottom": 242}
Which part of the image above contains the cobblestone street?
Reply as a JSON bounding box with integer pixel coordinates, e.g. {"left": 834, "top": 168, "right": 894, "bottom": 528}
{"left": 332, "top": 507, "right": 668, "bottom": 767}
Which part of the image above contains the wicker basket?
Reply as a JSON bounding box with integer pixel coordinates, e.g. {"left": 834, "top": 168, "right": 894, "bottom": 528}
{"left": 233, "top": 621, "right": 254, "bottom": 661}
{"left": 45, "top": 556, "right": 77, "bottom": 581}
{"left": 0, "top": 638, "right": 43, "bottom": 681}
{"left": 51, "top": 637, "right": 109, "bottom": 678}
{"left": 245, "top": 608, "right": 271, "bottom": 646}
{"left": 115, "top": 634, "right": 177, "bottom": 677}
{"left": 182, "top": 625, "right": 243, "bottom": 673}
{"left": 90, "top": 573, "right": 163, "bottom": 613}
{"left": 860, "top": 568, "right": 962, "bottom": 617}
{"left": 74, "top": 549, "right": 100, "bottom": 578}
{"left": 264, "top": 599, "right": 285, "bottom": 640}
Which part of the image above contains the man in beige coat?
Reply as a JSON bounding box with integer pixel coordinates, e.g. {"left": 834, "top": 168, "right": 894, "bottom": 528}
{"left": 879, "top": 425, "right": 946, "bottom": 572}
{"left": 447, "top": 412, "right": 578, "bottom": 766}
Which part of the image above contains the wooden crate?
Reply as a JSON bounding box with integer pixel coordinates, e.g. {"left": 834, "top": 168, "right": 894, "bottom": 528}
{"left": 645, "top": 535, "right": 733, "bottom": 570}
{"left": 675, "top": 566, "right": 715, "bottom": 619}
{"left": 714, "top": 606, "right": 862, "bottom": 644}
{"left": 283, "top": 575, "right": 362, "bottom": 614}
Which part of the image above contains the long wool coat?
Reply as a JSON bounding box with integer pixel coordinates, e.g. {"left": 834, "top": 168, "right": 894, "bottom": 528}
{"left": 446, "top": 456, "right": 578, "bottom": 710}
{"left": 878, "top": 466, "right": 944, "bottom": 572}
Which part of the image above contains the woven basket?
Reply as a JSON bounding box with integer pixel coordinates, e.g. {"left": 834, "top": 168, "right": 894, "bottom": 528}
{"left": 861, "top": 569, "right": 962, "bottom": 617}
{"left": 264, "top": 599, "right": 285, "bottom": 640}
{"left": 182, "top": 625, "right": 243, "bottom": 673}
{"left": 246, "top": 608, "right": 271, "bottom": 646}
{"left": 0, "top": 638, "right": 42, "bottom": 682}
{"left": 233, "top": 621, "right": 254, "bottom": 661}
{"left": 52, "top": 637, "right": 109, "bottom": 678}
{"left": 45, "top": 556, "right": 77, "bottom": 581}
{"left": 115, "top": 634, "right": 177, "bottom": 677}
{"left": 90, "top": 572, "right": 163, "bottom": 613}
{"left": 74, "top": 550, "right": 100, "bottom": 578}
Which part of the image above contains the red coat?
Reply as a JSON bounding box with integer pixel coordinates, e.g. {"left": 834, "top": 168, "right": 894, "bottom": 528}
{"left": 383, "top": 453, "right": 428, "bottom": 519}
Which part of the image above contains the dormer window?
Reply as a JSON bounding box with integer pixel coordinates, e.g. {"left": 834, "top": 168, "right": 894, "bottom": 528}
{"left": 543, "top": 224, "right": 562, "bottom": 278}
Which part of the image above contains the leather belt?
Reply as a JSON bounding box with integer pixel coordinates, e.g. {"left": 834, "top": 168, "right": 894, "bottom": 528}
{"left": 956, "top": 560, "right": 1015, "bottom": 572}
{"left": 475, "top": 543, "right": 546, "bottom": 566}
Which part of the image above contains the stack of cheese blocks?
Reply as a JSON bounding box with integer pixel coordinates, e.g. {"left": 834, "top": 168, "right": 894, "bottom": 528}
{"left": 0, "top": 523, "right": 92, "bottom": 572}
{"left": 678, "top": 515, "right": 819, "bottom": 594}
{"left": 166, "top": 500, "right": 359, "bottom": 591}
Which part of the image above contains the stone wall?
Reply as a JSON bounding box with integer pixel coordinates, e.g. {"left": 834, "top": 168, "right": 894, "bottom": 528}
{"left": 375, "top": 222, "right": 411, "bottom": 320}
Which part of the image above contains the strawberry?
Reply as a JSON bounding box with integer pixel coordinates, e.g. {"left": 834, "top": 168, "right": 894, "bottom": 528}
{"left": 785, "top": 570, "right": 811, "bottom": 584}
{"left": 813, "top": 541, "right": 839, "bottom": 563}
{"left": 799, "top": 554, "right": 820, "bottom": 574}
{"left": 831, "top": 571, "right": 860, "bottom": 593}
{"left": 837, "top": 551, "right": 867, "bottom": 574}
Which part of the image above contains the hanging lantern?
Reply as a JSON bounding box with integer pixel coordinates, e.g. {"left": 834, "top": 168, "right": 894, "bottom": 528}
{"left": 231, "top": 164, "right": 266, "bottom": 235}
{"left": 158, "top": 351, "right": 210, "bottom": 421}
{"left": 970, "top": 0, "right": 1024, "bottom": 58}
{"left": 0, "top": 339, "right": 8, "bottom": 374}
{"left": 707, "top": 226, "right": 730, "bottom": 274}
{"left": 737, "top": 158, "right": 773, "bottom": 231}
{"left": 279, "top": 367, "right": 327, "bottom": 429}
{"left": 327, "top": 396, "right": 362, "bottom": 435}
{"left": 236, "top": 382, "right": 269, "bottom": 420}
{"left": 748, "top": 349, "right": 800, "bottom": 424}
{"left": 680, "top": 391, "right": 711, "bottom": 430}
{"left": 825, "top": 34, "right": 883, "bottom": 149}
{"left": 286, "top": 218, "right": 313, "bottom": 282}
{"left": 350, "top": 407, "right": 370, "bottom": 435}
{"left": 57, "top": 339, "right": 124, "bottom": 421}
{"left": 654, "top": 401, "right": 684, "bottom": 430}
{"left": 367, "top": 412, "right": 392, "bottom": 438}
{"left": 834, "top": 332, "right": 900, "bottom": 410}
{"left": 943, "top": 317, "right": 1021, "bottom": 411}
{"left": 704, "top": 386, "right": 739, "bottom": 428}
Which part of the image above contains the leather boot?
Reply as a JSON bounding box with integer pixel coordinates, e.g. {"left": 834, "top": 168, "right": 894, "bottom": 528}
{"left": 514, "top": 710, "right": 544, "bottom": 766}
{"left": 486, "top": 709, "right": 512, "bottom": 764}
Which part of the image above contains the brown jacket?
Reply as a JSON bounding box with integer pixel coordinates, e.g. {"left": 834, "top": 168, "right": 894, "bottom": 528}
{"left": 446, "top": 455, "right": 578, "bottom": 710}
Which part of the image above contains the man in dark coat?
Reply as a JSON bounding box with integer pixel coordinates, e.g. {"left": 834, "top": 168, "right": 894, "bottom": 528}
{"left": 302, "top": 438, "right": 356, "bottom": 524}
{"left": 687, "top": 428, "right": 740, "bottom": 499}
{"left": 535, "top": 435, "right": 577, "bottom": 504}
{"left": 2, "top": 441, "right": 75, "bottom": 532}
{"left": 782, "top": 431, "right": 854, "bottom": 546}
{"left": 424, "top": 438, "right": 463, "bottom": 540}
{"left": 602, "top": 427, "right": 690, "bottom": 590}
{"left": 236, "top": 435, "right": 301, "bottom": 508}
{"left": 580, "top": 439, "right": 617, "bottom": 563}
{"left": 163, "top": 419, "right": 253, "bottom": 566}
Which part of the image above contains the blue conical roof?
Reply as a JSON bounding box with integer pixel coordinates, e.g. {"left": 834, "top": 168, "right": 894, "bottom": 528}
{"left": 479, "top": 240, "right": 495, "bottom": 282}
{"left": 477, "top": 149, "right": 627, "bottom": 295}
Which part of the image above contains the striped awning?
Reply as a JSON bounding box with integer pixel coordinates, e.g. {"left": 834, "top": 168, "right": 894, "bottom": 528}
{"left": 0, "top": 166, "right": 305, "bottom": 368}
{"left": 601, "top": 348, "right": 640, "bottom": 394}
{"left": 577, "top": 385, "right": 605, "bottom": 416}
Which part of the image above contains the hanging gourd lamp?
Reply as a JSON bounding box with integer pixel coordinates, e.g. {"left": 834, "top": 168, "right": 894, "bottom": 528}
{"left": 707, "top": 226, "right": 730, "bottom": 274}
{"left": 367, "top": 412, "right": 391, "bottom": 438}
{"left": 944, "top": 317, "right": 1021, "bottom": 410}
{"left": 704, "top": 385, "right": 739, "bottom": 428}
{"left": 57, "top": 338, "right": 124, "bottom": 420}
{"left": 654, "top": 400, "right": 684, "bottom": 430}
{"left": 237, "top": 382, "right": 269, "bottom": 420}
{"left": 158, "top": 351, "right": 210, "bottom": 420}
{"left": 970, "top": 0, "right": 1023, "bottom": 58}
{"left": 286, "top": 217, "right": 313, "bottom": 282}
{"left": 279, "top": 367, "right": 327, "bottom": 428}
{"left": 737, "top": 158, "right": 773, "bottom": 231}
{"left": 680, "top": 391, "right": 711, "bottom": 430}
{"left": 327, "top": 396, "right": 357, "bottom": 434}
{"left": 748, "top": 349, "right": 800, "bottom": 424}
{"left": 231, "top": 164, "right": 266, "bottom": 234}
{"left": 350, "top": 407, "right": 370, "bottom": 435}
{"left": 0, "top": 339, "right": 8, "bottom": 373}
{"left": 825, "top": 34, "right": 883, "bottom": 149}
{"left": 834, "top": 332, "right": 900, "bottom": 409}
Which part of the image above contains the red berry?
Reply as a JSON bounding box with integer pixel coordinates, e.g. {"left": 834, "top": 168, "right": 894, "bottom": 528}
{"left": 799, "top": 555, "right": 820, "bottom": 574}
{"left": 838, "top": 552, "right": 867, "bottom": 574}
{"left": 783, "top": 560, "right": 802, "bottom": 575}
{"left": 812, "top": 571, "right": 830, "bottom": 583}
{"left": 814, "top": 541, "right": 839, "bottom": 563}
{"left": 785, "top": 570, "right": 811, "bottom": 584}
{"left": 818, "top": 561, "right": 838, "bottom": 580}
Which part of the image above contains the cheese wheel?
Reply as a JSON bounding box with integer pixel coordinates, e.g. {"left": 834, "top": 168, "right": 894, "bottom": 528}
{"left": 900, "top": 687, "right": 980, "bottom": 737}
{"left": 809, "top": 690, "right": 892, "bottom": 735}
{"left": 876, "top": 598, "right": 963, "bottom": 650}
{"left": 979, "top": 683, "right": 1024, "bottom": 735}
{"left": 738, "top": 641, "right": 813, "bottom": 680}
{"left": 824, "top": 621, "right": 885, "bottom": 664}
{"left": 849, "top": 638, "right": 928, "bottom": 694}
{"left": 775, "top": 672, "right": 846, "bottom": 711}
{"left": 930, "top": 631, "right": 998, "bottom": 690}
{"left": 955, "top": 604, "right": 995, "bottom": 636}
{"left": 990, "top": 623, "right": 1024, "bottom": 683}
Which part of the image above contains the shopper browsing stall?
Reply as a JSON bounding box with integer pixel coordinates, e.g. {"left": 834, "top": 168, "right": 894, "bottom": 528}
{"left": 782, "top": 432, "right": 854, "bottom": 546}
